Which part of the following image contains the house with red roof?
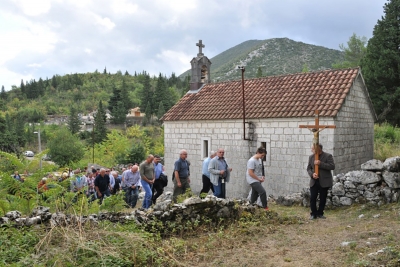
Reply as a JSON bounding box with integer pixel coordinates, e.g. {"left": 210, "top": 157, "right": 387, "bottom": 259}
{"left": 162, "top": 44, "right": 377, "bottom": 198}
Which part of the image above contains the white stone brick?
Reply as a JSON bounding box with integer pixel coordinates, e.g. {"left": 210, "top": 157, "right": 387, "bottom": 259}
{"left": 271, "top": 135, "right": 279, "bottom": 141}
{"left": 284, "top": 128, "right": 294, "bottom": 134}
{"left": 275, "top": 128, "right": 284, "bottom": 134}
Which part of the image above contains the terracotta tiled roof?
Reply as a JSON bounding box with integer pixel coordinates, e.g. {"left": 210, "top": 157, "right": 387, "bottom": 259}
{"left": 162, "top": 68, "right": 361, "bottom": 121}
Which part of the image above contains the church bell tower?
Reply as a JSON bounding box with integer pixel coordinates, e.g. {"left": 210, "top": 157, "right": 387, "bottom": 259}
{"left": 190, "top": 40, "right": 212, "bottom": 91}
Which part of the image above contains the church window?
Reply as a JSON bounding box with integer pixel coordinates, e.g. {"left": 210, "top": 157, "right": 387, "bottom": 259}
{"left": 201, "top": 137, "right": 211, "bottom": 159}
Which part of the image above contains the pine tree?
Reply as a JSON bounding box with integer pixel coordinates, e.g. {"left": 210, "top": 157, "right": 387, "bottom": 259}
{"left": 103, "top": 67, "right": 107, "bottom": 74}
{"left": 25, "top": 80, "right": 31, "bottom": 99}
{"left": 108, "top": 84, "right": 122, "bottom": 113}
{"left": 0, "top": 85, "right": 6, "bottom": 100}
{"left": 68, "top": 106, "right": 81, "bottom": 134}
{"left": 108, "top": 80, "right": 132, "bottom": 124}
{"left": 361, "top": 0, "right": 400, "bottom": 124}
{"left": 94, "top": 100, "right": 107, "bottom": 143}
{"left": 20, "top": 79, "right": 25, "bottom": 95}
{"left": 139, "top": 74, "right": 153, "bottom": 112}
{"left": 302, "top": 64, "right": 310, "bottom": 73}
{"left": 143, "top": 101, "right": 151, "bottom": 125}
{"left": 256, "top": 67, "right": 263, "bottom": 78}
{"left": 125, "top": 70, "right": 130, "bottom": 76}
{"left": 153, "top": 73, "right": 168, "bottom": 115}
{"left": 157, "top": 101, "right": 165, "bottom": 120}
{"left": 168, "top": 72, "right": 178, "bottom": 86}
{"left": 0, "top": 114, "right": 18, "bottom": 153}
{"left": 27, "top": 79, "right": 39, "bottom": 99}
{"left": 120, "top": 79, "right": 132, "bottom": 111}
{"left": 38, "top": 78, "right": 45, "bottom": 96}
{"left": 111, "top": 101, "right": 127, "bottom": 124}
{"left": 14, "top": 114, "right": 26, "bottom": 147}
{"left": 333, "top": 33, "right": 367, "bottom": 69}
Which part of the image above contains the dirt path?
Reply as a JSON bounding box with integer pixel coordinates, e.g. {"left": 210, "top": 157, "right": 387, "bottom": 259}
{"left": 181, "top": 204, "right": 400, "bottom": 267}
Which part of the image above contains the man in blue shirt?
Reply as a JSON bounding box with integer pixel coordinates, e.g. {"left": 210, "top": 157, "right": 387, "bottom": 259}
{"left": 13, "top": 171, "right": 23, "bottom": 182}
{"left": 208, "top": 148, "right": 232, "bottom": 198}
{"left": 172, "top": 149, "right": 190, "bottom": 202}
{"left": 200, "top": 151, "right": 216, "bottom": 197}
{"left": 123, "top": 165, "right": 141, "bottom": 208}
{"left": 152, "top": 155, "right": 165, "bottom": 204}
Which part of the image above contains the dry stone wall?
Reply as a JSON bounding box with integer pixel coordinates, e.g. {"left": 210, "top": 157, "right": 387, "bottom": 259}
{"left": 0, "top": 194, "right": 257, "bottom": 230}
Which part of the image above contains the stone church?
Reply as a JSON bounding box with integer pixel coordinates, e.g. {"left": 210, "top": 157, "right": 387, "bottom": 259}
{"left": 162, "top": 40, "right": 377, "bottom": 198}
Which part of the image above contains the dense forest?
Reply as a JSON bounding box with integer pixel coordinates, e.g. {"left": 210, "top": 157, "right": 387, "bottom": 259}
{"left": 0, "top": 68, "right": 189, "bottom": 121}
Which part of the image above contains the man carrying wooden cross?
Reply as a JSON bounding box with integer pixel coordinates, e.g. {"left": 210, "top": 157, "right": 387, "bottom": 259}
{"left": 306, "top": 144, "right": 335, "bottom": 220}
{"left": 300, "top": 110, "right": 336, "bottom": 220}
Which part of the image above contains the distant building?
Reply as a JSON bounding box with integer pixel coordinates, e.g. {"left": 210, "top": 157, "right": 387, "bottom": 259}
{"left": 126, "top": 107, "right": 145, "bottom": 126}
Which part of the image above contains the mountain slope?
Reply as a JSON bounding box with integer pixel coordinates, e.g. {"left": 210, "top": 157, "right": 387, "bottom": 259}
{"left": 180, "top": 38, "right": 344, "bottom": 82}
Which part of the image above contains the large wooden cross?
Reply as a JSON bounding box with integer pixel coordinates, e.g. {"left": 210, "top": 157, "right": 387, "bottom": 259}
{"left": 196, "top": 40, "right": 205, "bottom": 55}
{"left": 299, "top": 110, "right": 336, "bottom": 176}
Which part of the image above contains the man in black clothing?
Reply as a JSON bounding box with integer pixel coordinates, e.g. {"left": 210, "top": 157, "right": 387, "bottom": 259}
{"left": 152, "top": 155, "right": 166, "bottom": 204}
{"left": 306, "top": 144, "right": 335, "bottom": 220}
{"left": 94, "top": 168, "right": 111, "bottom": 203}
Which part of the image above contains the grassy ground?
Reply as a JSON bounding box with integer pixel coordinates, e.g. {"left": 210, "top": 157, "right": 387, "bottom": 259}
{"left": 3, "top": 201, "right": 399, "bottom": 266}
{"left": 175, "top": 202, "right": 400, "bottom": 267}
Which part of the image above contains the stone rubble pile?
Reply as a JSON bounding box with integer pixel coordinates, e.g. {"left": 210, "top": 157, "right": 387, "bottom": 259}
{"left": 134, "top": 195, "right": 255, "bottom": 232}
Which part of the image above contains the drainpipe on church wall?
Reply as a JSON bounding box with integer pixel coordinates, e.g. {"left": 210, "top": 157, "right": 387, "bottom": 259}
{"left": 238, "top": 66, "right": 249, "bottom": 141}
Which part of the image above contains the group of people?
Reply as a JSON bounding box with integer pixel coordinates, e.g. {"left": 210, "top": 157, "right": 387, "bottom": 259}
{"left": 25, "top": 143, "right": 336, "bottom": 218}
{"left": 171, "top": 148, "right": 236, "bottom": 202}
{"left": 197, "top": 147, "right": 268, "bottom": 210}
{"left": 175, "top": 144, "right": 335, "bottom": 219}
{"left": 13, "top": 170, "right": 29, "bottom": 182}
{"left": 92, "top": 155, "right": 167, "bottom": 209}
{"left": 171, "top": 147, "right": 266, "bottom": 209}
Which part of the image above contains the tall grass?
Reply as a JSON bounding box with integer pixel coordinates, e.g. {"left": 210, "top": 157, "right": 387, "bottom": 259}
{"left": 374, "top": 123, "right": 400, "bottom": 161}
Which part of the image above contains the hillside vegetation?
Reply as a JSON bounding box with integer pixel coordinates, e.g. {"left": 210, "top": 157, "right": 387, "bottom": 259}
{"left": 179, "top": 38, "right": 344, "bottom": 82}
{"left": 0, "top": 70, "right": 188, "bottom": 122}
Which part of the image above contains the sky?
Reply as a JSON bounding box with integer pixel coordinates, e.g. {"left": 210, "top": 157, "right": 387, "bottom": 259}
{"left": 0, "top": 0, "right": 387, "bottom": 91}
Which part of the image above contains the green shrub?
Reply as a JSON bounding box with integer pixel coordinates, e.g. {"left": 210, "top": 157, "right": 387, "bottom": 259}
{"left": 374, "top": 123, "right": 400, "bottom": 161}
{"left": 374, "top": 123, "right": 400, "bottom": 143}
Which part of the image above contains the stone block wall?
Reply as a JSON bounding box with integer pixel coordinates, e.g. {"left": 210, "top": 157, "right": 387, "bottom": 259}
{"left": 164, "top": 117, "right": 335, "bottom": 198}
{"left": 252, "top": 117, "right": 334, "bottom": 197}
{"left": 164, "top": 120, "right": 251, "bottom": 198}
{"left": 334, "top": 75, "right": 375, "bottom": 174}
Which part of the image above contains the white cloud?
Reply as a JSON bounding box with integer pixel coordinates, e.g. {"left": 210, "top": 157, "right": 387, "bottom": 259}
{"left": 0, "top": 13, "right": 57, "bottom": 65}
{"left": 155, "top": 0, "right": 198, "bottom": 13}
{"left": 62, "top": 0, "right": 91, "bottom": 9}
{"left": 0, "top": 67, "right": 33, "bottom": 90}
{"left": 111, "top": 0, "right": 138, "bottom": 14}
{"left": 92, "top": 13, "right": 115, "bottom": 31}
{"left": 27, "top": 63, "right": 42, "bottom": 67}
{"left": 13, "top": 0, "right": 52, "bottom": 16}
{"left": 156, "top": 50, "right": 192, "bottom": 74}
{"left": 84, "top": 48, "right": 92, "bottom": 54}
